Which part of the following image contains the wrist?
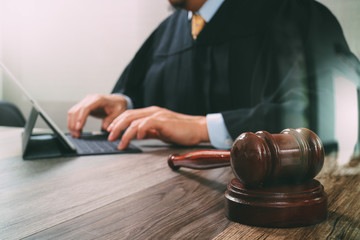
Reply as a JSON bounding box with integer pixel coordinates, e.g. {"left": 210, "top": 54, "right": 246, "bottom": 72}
{"left": 198, "top": 116, "right": 210, "bottom": 143}
{"left": 111, "top": 93, "right": 133, "bottom": 110}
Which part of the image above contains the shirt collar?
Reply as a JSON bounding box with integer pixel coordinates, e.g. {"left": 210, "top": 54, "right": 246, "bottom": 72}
{"left": 187, "top": 0, "right": 225, "bottom": 22}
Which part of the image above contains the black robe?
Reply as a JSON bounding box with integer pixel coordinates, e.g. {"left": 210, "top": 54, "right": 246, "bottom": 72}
{"left": 112, "top": 0, "right": 360, "bottom": 141}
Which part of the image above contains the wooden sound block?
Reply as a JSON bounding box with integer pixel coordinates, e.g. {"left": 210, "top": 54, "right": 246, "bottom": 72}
{"left": 225, "top": 178, "right": 327, "bottom": 228}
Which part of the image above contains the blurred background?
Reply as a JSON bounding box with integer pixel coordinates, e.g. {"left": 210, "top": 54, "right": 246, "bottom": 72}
{"left": 0, "top": 0, "right": 359, "bottom": 154}
{"left": 0, "top": 0, "right": 172, "bottom": 131}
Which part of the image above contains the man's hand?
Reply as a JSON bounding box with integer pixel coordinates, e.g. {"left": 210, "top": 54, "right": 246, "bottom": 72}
{"left": 67, "top": 94, "right": 127, "bottom": 138}
{"left": 106, "top": 106, "right": 210, "bottom": 150}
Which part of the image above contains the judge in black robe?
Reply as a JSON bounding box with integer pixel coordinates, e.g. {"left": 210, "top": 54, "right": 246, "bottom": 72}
{"left": 69, "top": 0, "right": 360, "bottom": 149}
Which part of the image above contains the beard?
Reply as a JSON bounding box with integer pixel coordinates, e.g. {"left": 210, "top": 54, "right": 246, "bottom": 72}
{"left": 168, "top": 0, "right": 187, "bottom": 9}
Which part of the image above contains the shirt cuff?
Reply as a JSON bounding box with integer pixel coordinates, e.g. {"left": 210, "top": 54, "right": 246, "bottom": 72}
{"left": 206, "top": 113, "right": 233, "bottom": 149}
{"left": 112, "top": 93, "right": 133, "bottom": 110}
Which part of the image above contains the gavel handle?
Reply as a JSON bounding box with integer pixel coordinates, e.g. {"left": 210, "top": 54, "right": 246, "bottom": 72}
{"left": 168, "top": 150, "right": 231, "bottom": 170}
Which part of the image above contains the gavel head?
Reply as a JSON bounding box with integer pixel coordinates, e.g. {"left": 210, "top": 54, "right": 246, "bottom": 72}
{"left": 230, "top": 128, "right": 324, "bottom": 187}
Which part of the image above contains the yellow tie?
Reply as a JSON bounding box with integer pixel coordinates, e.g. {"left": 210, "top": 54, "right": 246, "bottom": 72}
{"left": 191, "top": 14, "right": 206, "bottom": 40}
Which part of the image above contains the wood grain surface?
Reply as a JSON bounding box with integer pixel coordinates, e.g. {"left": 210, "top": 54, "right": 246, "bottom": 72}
{"left": 1, "top": 127, "right": 359, "bottom": 239}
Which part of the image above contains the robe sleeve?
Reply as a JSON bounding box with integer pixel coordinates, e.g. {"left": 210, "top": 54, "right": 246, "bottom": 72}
{"left": 111, "top": 29, "right": 158, "bottom": 109}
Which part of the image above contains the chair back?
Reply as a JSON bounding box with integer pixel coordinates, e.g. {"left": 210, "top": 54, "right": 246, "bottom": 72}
{"left": 0, "top": 101, "right": 26, "bottom": 127}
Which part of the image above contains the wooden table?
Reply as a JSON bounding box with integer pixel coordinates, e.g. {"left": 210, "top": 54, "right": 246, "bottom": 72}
{"left": 1, "top": 127, "right": 359, "bottom": 239}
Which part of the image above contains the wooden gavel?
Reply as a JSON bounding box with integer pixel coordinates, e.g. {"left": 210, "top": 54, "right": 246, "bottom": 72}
{"left": 168, "top": 128, "right": 324, "bottom": 187}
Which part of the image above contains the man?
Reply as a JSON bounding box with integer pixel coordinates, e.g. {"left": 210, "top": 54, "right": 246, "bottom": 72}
{"left": 68, "top": 0, "right": 360, "bottom": 150}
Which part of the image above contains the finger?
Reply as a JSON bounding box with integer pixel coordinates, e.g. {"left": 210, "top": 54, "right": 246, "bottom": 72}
{"left": 70, "top": 129, "right": 82, "bottom": 138}
{"left": 67, "top": 98, "right": 93, "bottom": 131}
{"left": 106, "top": 107, "right": 158, "bottom": 134}
{"left": 67, "top": 106, "right": 76, "bottom": 132}
{"left": 117, "top": 119, "right": 142, "bottom": 150}
{"left": 107, "top": 117, "right": 129, "bottom": 141}
{"left": 74, "top": 99, "right": 104, "bottom": 130}
{"left": 136, "top": 117, "right": 164, "bottom": 140}
{"left": 140, "top": 129, "right": 160, "bottom": 139}
{"left": 141, "top": 129, "right": 174, "bottom": 143}
{"left": 109, "top": 106, "right": 164, "bottom": 129}
{"left": 136, "top": 118, "right": 174, "bottom": 144}
{"left": 67, "top": 104, "right": 83, "bottom": 137}
{"left": 102, "top": 111, "right": 122, "bottom": 131}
